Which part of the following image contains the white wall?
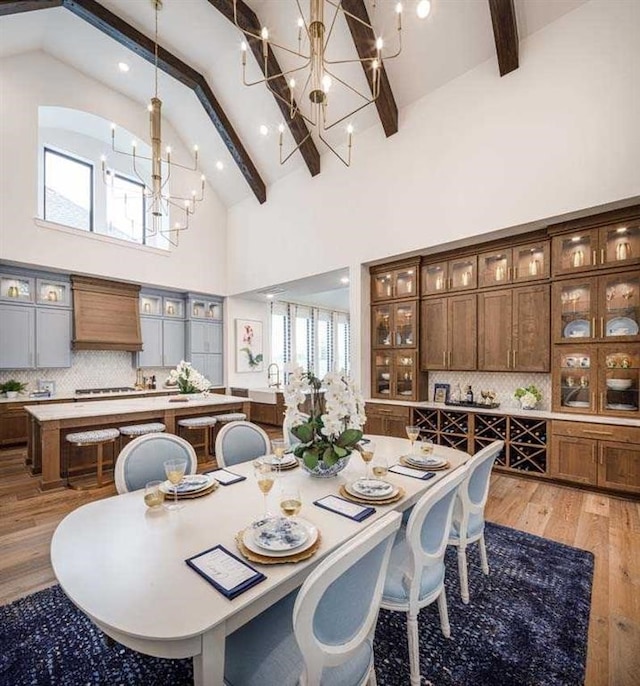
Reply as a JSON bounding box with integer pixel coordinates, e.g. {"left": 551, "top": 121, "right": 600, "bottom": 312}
{"left": 225, "top": 296, "right": 271, "bottom": 390}
{"left": 0, "top": 51, "right": 227, "bottom": 295}
{"left": 227, "top": 0, "right": 640, "bottom": 295}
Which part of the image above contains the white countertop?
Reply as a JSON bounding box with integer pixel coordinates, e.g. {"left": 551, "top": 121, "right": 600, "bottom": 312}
{"left": 24, "top": 393, "right": 248, "bottom": 421}
{"left": 365, "top": 398, "right": 640, "bottom": 428}
{"left": 0, "top": 387, "right": 227, "bottom": 405}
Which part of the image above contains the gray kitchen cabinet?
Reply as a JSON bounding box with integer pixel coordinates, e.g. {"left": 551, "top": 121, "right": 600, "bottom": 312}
{"left": 36, "top": 308, "right": 71, "bottom": 368}
{"left": 191, "top": 353, "right": 223, "bottom": 387}
{"left": 139, "top": 317, "right": 164, "bottom": 368}
{"left": 185, "top": 294, "right": 224, "bottom": 387}
{"left": 0, "top": 304, "right": 35, "bottom": 369}
{"left": 163, "top": 319, "right": 185, "bottom": 367}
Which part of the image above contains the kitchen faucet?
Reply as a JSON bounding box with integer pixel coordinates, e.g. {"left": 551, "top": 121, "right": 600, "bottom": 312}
{"left": 267, "top": 363, "right": 281, "bottom": 388}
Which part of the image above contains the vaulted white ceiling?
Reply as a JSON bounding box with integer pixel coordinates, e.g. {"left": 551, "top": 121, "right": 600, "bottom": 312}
{"left": 0, "top": 0, "right": 587, "bottom": 207}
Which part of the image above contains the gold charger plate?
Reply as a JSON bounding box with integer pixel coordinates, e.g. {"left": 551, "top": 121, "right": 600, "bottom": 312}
{"left": 171, "top": 481, "right": 219, "bottom": 499}
{"left": 235, "top": 530, "right": 322, "bottom": 565}
{"left": 399, "top": 457, "right": 450, "bottom": 471}
{"left": 338, "top": 484, "right": 405, "bottom": 506}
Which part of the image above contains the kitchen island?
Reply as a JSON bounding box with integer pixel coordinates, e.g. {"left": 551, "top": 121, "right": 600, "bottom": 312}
{"left": 26, "top": 394, "right": 250, "bottom": 490}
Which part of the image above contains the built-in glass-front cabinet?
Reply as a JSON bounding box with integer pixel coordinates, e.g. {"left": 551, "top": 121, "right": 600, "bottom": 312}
{"left": 421, "top": 257, "right": 477, "bottom": 295}
{"left": 372, "top": 302, "right": 417, "bottom": 349}
{"left": 371, "top": 265, "right": 418, "bottom": 302}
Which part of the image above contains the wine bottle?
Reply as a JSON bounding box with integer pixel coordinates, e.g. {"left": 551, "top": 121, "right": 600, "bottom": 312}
{"left": 466, "top": 385, "right": 474, "bottom": 403}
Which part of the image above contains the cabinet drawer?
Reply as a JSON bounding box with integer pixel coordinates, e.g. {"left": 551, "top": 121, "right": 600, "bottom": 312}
{"left": 552, "top": 420, "right": 640, "bottom": 444}
{"left": 365, "top": 403, "right": 411, "bottom": 420}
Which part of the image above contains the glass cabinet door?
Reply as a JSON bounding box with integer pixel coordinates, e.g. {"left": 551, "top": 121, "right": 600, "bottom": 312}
{"left": 36, "top": 279, "right": 70, "bottom": 306}
{"left": 373, "top": 353, "right": 392, "bottom": 397}
{"left": 513, "top": 241, "right": 550, "bottom": 282}
{"left": 601, "top": 272, "right": 639, "bottom": 341}
{"left": 422, "top": 262, "right": 447, "bottom": 295}
{"left": 207, "top": 301, "right": 223, "bottom": 320}
{"left": 393, "top": 302, "right": 416, "bottom": 347}
{"left": 552, "top": 229, "right": 598, "bottom": 275}
{"left": 0, "top": 275, "right": 34, "bottom": 302}
{"left": 371, "top": 271, "right": 394, "bottom": 301}
{"left": 478, "top": 250, "right": 512, "bottom": 288}
{"left": 393, "top": 353, "right": 415, "bottom": 399}
{"left": 191, "top": 299, "right": 207, "bottom": 318}
{"left": 601, "top": 347, "right": 639, "bottom": 416}
{"left": 394, "top": 267, "right": 417, "bottom": 298}
{"left": 164, "top": 297, "right": 184, "bottom": 318}
{"left": 140, "top": 294, "right": 162, "bottom": 316}
{"left": 372, "top": 305, "right": 392, "bottom": 348}
{"left": 449, "top": 257, "right": 477, "bottom": 291}
{"left": 600, "top": 222, "right": 639, "bottom": 268}
{"left": 555, "top": 279, "right": 596, "bottom": 342}
{"left": 555, "top": 347, "right": 595, "bottom": 412}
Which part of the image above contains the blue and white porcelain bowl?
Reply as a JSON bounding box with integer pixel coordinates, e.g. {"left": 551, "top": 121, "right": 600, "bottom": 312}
{"left": 299, "top": 454, "right": 351, "bottom": 478}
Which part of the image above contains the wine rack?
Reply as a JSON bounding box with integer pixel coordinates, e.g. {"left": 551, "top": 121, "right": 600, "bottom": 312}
{"left": 473, "top": 414, "right": 507, "bottom": 466}
{"left": 508, "top": 416, "right": 547, "bottom": 473}
{"left": 413, "top": 408, "right": 438, "bottom": 443}
{"left": 412, "top": 408, "right": 470, "bottom": 452}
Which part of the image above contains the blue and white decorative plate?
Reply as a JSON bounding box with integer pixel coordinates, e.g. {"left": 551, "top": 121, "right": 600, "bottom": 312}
{"left": 246, "top": 518, "right": 317, "bottom": 557}
{"left": 160, "top": 474, "right": 213, "bottom": 495}
{"left": 347, "top": 479, "right": 395, "bottom": 499}
{"left": 404, "top": 455, "right": 447, "bottom": 469}
{"left": 563, "top": 319, "right": 591, "bottom": 338}
{"left": 251, "top": 517, "right": 309, "bottom": 552}
{"left": 606, "top": 317, "right": 639, "bottom": 337}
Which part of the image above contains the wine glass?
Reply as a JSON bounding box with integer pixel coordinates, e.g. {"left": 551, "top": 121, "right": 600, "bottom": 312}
{"left": 360, "top": 441, "right": 376, "bottom": 480}
{"left": 254, "top": 459, "right": 275, "bottom": 519}
{"left": 406, "top": 425, "right": 420, "bottom": 454}
{"left": 420, "top": 437, "right": 434, "bottom": 455}
{"left": 163, "top": 459, "right": 187, "bottom": 511}
{"left": 271, "top": 438, "right": 288, "bottom": 473}
{"left": 279, "top": 484, "right": 302, "bottom": 519}
{"left": 371, "top": 452, "right": 388, "bottom": 479}
{"left": 144, "top": 480, "right": 165, "bottom": 509}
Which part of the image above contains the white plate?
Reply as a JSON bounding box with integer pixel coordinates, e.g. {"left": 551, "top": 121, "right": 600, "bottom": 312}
{"left": 346, "top": 479, "right": 395, "bottom": 499}
{"left": 606, "top": 317, "right": 639, "bottom": 337}
{"left": 606, "top": 403, "right": 637, "bottom": 411}
{"left": 563, "top": 319, "right": 591, "bottom": 338}
{"left": 606, "top": 379, "right": 633, "bottom": 390}
{"left": 263, "top": 454, "right": 297, "bottom": 467}
{"left": 564, "top": 400, "right": 590, "bottom": 408}
{"left": 404, "top": 455, "right": 447, "bottom": 468}
{"left": 243, "top": 518, "right": 318, "bottom": 558}
{"left": 160, "top": 474, "right": 214, "bottom": 495}
{"left": 251, "top": 516, "right": 309, "bottom": 552}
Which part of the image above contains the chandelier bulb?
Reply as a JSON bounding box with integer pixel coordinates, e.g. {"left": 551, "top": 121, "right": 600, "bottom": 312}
{"left": 278, "top": 123, "right": 285, "bottom": 134}
{"left": 166, "top": 145, "right": 171, "bottom": 154}
{"left": 193, "top": 144, "right": 199, "bottom": 152}
{"left": 201, "top": 174, "right": 206, "bottom": 182}
{"left": 147, "top": 103, "right": 153, "bottom": 112}
{"left": 395, "top": 2, "right": 403, "bottom": 13}
{"left": 261, "top": 27, "right": 269, "bottom": 41}
{"left": 322, "top": 74, "right": 332, "bottom": 93}
{"left": 241, "top": 41, "right": 247, "bottom": 52}
{"left": 372, "top": 58, "right": 379, "bottom": 70}
{"left": 347, "top": 124, "right": 354, "bottom": 135}
{"left": 131, "top": 140, "right": 137, "bottom": 148}
{"left": 297, "top": 17, "right": 304, "bottom": 28}
{"left": 100, "top": 154, "right": 106, "bottom": 163}
{"left": 110, "top": 122, "right": 116, "bottom": 131}
{"left": 289, "top": 78, "right": 296, "bottom": 89}
{"left": 376, "top": 37, "right": 384, "bottom": 51}
{"left": 416, "top": 0, "right": 431, "bottom": 19}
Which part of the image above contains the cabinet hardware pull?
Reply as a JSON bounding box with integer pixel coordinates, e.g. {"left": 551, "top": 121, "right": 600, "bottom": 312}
{"left": 448, "top": 277, "right": 453, "bottom": 290}
{"left": 443, "top": 351, "right": 447, "bottom": 367}
{"left": 591, "top": 392, "right": 596, "bottom": 409}
{"left": 583, "top": 429, "right": 613, "bottom": 436}
{"left": 513, "top": 265, "right": 518, "bottom": 279}
{"left": 507, "top": 350, "right": 511, "bottom": 368}
{"left": 600, "top": 393, "right": 604, "bottom": 412}
{"left": 600, "top": 248, "right": 605, "bottom": 265}
{"left": 448, "top": 350, "right": 452, "bottom": 367}
{"left": 600, "top": 318, "right": 604, "bottom": 339}
{"left": 599, "top": 453, "right": 603, "bottom": 465}
{"left": 507, "top": 266, "right": 512, "bottom": 281}
{"left": 592, "top": 249, "right": 597, "bottom": 266}
{"left": 513, "top": 349, "right": 517, "bottom": 368}
{"left": 591, "top": 318, "right": 596, "bottom": 337}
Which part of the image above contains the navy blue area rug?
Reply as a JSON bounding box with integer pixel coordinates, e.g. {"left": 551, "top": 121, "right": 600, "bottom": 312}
{"left": 0, "top": 522, "right": 592, "bottom": 686}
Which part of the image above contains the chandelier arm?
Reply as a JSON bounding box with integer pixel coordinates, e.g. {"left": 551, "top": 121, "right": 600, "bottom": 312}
{"left": 279, "top": 130, "right": 313, "bottom": 166}
{"left": 322, "top": 97, "right": 377, "bottom": 131}
{"left": 322, "top": 66, "right": 378, "bottom": 104}
{"left": 160, "top": 160, "right": 172, "bottom": 191}
{"left": 324, "top": 0, "right": 343, "bottom": 48}
{"left": 318, "top": 130, "right": 351, "bottom": 167}
{"left": 131, "top": 154, "right": 150, "bottom": 188}
{"left": 330, "top": 3, "right": 375, "bottom": 32}
{"left": 243, "top": 60, "right": 311, "bottom": 88}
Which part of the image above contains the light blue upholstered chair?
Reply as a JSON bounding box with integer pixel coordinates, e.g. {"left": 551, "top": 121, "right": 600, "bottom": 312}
{"left": 448, "top": 440, "right": 504, "bottom": 604}
{"left": 380, "top": 467, "right": 468, "bottom": 686}
{"left": 114, "top": 433, "right": 197, "bottom": 494}
{"left": 214, "top": 420, "right": 270, "bottom": 468}
{"left": 224, "top": 511, "right": 402, "bottom": 686}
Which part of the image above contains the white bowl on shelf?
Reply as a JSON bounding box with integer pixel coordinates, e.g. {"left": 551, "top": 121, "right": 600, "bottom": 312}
{"left": 606, "top": 379, "right": 633, "bottom": 391}
{"left": 380, "top": 373, "right": 390, "bottom": 380}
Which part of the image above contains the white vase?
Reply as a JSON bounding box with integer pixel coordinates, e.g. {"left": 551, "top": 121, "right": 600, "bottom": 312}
{"left": 5, "top": 391, "right": 18, "bottom": 399}
{"left": 519, "top": 398, "right": 537, "bottom": 410}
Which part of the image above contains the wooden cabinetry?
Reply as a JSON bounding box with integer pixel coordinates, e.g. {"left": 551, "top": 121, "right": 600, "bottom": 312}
{"left": 420, "top": 294, "right": 476, "bottom": 370}
{"left": 371, "top": 262, "right": 419, "bottom": 302}
{"left": 364, "top": 403, "right": 411, "bottom": 438}
{"left": 477, "top": 240, "right": 550, "bottom": 288}
{"left": 421, "top": 256, "right": 477, "bottom": 295}
{"left": 478, "top": 285, "right": 550, "bottom": 372}
{"left": 372, "top": 301, "right": 417, "bottom": 349}
{"left": 550, "top": 420, "right": 640, "bottom": 495}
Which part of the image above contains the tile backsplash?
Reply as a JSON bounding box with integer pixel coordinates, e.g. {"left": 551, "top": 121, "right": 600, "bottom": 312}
{"left": 429, "top": 372, "right": 551, "bottom": 411}
{"left": 0, "top": 352, "right": 170, "bottom": 396}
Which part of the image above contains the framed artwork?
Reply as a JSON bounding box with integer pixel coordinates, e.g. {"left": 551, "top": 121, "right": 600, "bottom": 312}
{"left": 433, "top": 383, "right": 450, "bottom": 404}
{"left": 236, "top": 319, "right": 264, "bottom": 373}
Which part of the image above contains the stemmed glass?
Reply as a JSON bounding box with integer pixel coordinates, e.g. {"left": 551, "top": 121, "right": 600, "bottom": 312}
{"left": 254, "top": 460, "right": 275, "bottom": 519}
{"left": 406, "top": 425, "right": 420, "bottom": 454}
{"left": 164, "top": 459, "right": 187, "bottom": 511}
{"left": 279, "top": 484, "right": 302, "bottom": 519}
{"left": 371, "top": 452, "right": 388, "bottom": 479}
{"left": 271, "top": 438, "right": 287, "bottom": 474}
{"left": 359, "top": 441, "right": 376, "bottom": 480}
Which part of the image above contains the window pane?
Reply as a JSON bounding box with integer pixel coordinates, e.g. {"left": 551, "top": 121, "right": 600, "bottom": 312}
{"left": 337, "top": 320, "right": 350, "bottom": 375}
{"left": 271, "top": 313, "right": 287, "bottom": 371}
{"left": 105, "top": 174, "right": 145, "bottom": 244}
{"left": 295, "top": 315, "right": 310, "bottom": 371}
{"left": 317, "top": 319, "right": 330, "bottom": 378}
{"left": 44, "top": 149, "right": 92, "bottom": 230}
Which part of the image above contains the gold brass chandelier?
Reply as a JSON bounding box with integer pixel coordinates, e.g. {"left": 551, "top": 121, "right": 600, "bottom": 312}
{"left": 233, "top": 0, "right": 406, "bottom": 167}
{"left": 102, "top": 0, "right": 205, "bottom": 246}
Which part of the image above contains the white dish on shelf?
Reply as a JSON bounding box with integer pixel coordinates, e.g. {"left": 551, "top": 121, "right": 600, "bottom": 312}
{"left": 606, "top": 317, "right": 639, "bottom": 337}
{"left": 564, "top": 400, "right": 590, "bottom": 408}
{"left": 605, "top": 403, "right": 637, "bottom": 411}
{"left": 606, "top": 378, "right": 633, "bottom": 391}
{"left": 380, "top": 373, "right": 390, "bottom": 380}
{"left": 563, "top": 319, "right": 590, "bottom": 338}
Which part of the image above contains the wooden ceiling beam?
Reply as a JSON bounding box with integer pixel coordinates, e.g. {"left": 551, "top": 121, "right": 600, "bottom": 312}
{"left": 341, "top": 0, "right": 398, "bottom": 138}
{"left": 488, "top": 0, "right": 519, "bottom": 77}
{"left": 0, "top": 0, "right": 267, "bottom": 203}
{"left": 0, "top": 0, "right": 61, "bottom": 14}
{"left": 205, "top": 0, "right": 321, "bottom": 177}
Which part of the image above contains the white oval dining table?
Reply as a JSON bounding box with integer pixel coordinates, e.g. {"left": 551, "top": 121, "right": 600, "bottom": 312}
{"left": 50, "top": 435, "right": 469, "bottom": 686}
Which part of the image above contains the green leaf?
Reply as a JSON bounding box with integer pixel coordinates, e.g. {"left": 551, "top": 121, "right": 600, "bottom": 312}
{"left": 333, "top": 445, "right": 348, "bottom": 458}
{"left": 292, "top": 423, "right": 314, "bottom": 443}
{"left": 303, "top": 447, "right": 320, "bottom": 470}
{"left": 336, "top": 428, "right": 363, "bottom": 447}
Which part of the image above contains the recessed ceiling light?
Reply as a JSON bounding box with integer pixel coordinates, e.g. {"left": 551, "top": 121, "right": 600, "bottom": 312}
{"left": 340, "top": 276, "right": 350, "bottom": 285}
{"left": 266, "top": 293, "right": 274, "bottom": 299}
{"left": 416, "top": 0, "right": 431, "bottom": 19}
{"left": 259, "top": 124, "right": 269, "bottom": 136}
{"left": 216, "top": 161, "right": 224, "bottom": 171}
{"left": 118, "top": 62, "right": 130, "bottom": 73}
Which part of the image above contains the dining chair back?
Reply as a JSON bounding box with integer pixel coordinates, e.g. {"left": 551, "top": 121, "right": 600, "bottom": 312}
{"left": 224, "top": 511, "right": 402, "bottom": 686}
{"left": 380, "top": 466, "right": 468, "bottom": 686}
{"left": 214, "top": 420, "right": 270, "bottom": 468}
{"left": 114, "top": 433, "right": 197, "bottom": 494}
{"left": 448, "top": 440, "right": 504, "bottom": 604}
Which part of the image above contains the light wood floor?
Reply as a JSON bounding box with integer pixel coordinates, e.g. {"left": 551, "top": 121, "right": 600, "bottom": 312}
{"left": 1, "top": 444, "right": 638, "bottom": 686}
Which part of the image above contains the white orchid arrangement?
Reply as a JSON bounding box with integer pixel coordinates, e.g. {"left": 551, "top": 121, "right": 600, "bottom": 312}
{"left": 168, "top": 360, "right": 210, "bottom": 394}
{"left": 284, "top": 367, "right": 366, "bottom": 470}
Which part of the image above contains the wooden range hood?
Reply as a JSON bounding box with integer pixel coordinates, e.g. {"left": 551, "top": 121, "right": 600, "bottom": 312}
{"left": 71, "top": 276, "right": 142, "bottom": 352}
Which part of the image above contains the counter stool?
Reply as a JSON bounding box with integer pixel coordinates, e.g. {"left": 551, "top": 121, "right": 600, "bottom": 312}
{"left": 211, "top": 413, "right": 247, "bottom": 457}
{"left": 65, "top": 428, "right": 120, "bottom": 489}
{"left": 118, "top": 422, "right": 166, "bottom": 451}
{"left": 177, "top": 416, "right": 217, "bottom": 461}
